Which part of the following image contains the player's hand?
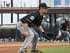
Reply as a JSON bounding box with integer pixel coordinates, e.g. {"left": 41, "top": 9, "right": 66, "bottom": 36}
{"left": 21, "top": 32, "right": 29, "bottom": 37}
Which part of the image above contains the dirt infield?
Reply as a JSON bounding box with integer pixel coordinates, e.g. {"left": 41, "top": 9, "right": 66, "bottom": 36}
{"left": 0, "top": 42, "right": 70, "bottom": 53}
{"left": 0, "top": 42, "right": 20, "bottom": 53}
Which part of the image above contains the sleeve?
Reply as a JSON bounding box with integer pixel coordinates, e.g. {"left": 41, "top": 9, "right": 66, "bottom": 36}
{"left": 29, "top": 16, "right": 35, "bottom": 21}
{"left": 20, "top": 12, "right": 36, "bottom": 24}
{"left": 28, "top": 12, "right": 37, "bottom": 21}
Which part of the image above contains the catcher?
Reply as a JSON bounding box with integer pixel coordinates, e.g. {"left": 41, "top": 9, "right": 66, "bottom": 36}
{"left": 18, "top": 3, "right": 49, "bottom": 53}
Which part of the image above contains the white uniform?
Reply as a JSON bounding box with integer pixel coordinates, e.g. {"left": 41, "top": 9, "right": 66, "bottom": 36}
{"left": 18, "top": 16, "right": 39, "bottom": 53}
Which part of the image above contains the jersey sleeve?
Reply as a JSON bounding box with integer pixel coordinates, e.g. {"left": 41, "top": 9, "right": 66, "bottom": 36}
{"left": 29, "top": 16, "right": 35, "bottom": 21}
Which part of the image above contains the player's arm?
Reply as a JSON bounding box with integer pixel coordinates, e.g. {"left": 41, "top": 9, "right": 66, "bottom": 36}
{"left": 39, "top": 25, "right": 48, "bottom": 36}
{"left": 17, "top": 21, "right": 29, "bottom": 36}
{"left": 39, "top": 26, "right": 44, "bottom": 32}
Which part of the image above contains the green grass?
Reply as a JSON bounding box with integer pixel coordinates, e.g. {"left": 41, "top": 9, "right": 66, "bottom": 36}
{"left": 40, "top": 48, "right": 70, "bottom": 53}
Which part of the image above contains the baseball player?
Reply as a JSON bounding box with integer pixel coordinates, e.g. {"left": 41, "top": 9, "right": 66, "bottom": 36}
{"left": 18, "top": 3, "right": 49, "bottom": 53}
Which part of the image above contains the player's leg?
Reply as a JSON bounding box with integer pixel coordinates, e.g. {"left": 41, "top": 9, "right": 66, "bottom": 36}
{"left": 31, "top": 28, "right": 39, "bottom": 52}
{"left": 19, "top": 36, "right": 34, "bottom": 53}
{"left": 31, "top": 29, "right": 43, "bottom": 53}
{"left": 19, "top": 28, "right": 34, "bottom": 53}
{"left": 32, "top": 34, "right": 38, "bottom": 50}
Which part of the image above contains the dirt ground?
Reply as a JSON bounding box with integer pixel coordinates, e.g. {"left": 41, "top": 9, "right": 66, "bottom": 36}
{"left": 0, "top": 42, "right": 70, "bottom": 53}
{"left": 0, "top": 42, "right": 43, "bottom": 53}
{"left": 0, "top": 42, "right": 20, "bottom": 53}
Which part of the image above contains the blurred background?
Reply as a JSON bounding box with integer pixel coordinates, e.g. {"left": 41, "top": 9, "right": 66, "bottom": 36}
{"left": 0, "top": 0, "right": 70, "bottom": 42}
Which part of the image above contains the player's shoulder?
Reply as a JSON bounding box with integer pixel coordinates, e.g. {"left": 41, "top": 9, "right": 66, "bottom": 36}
{"left": 30, "top": 11, "right": 39, "bottom": 17}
